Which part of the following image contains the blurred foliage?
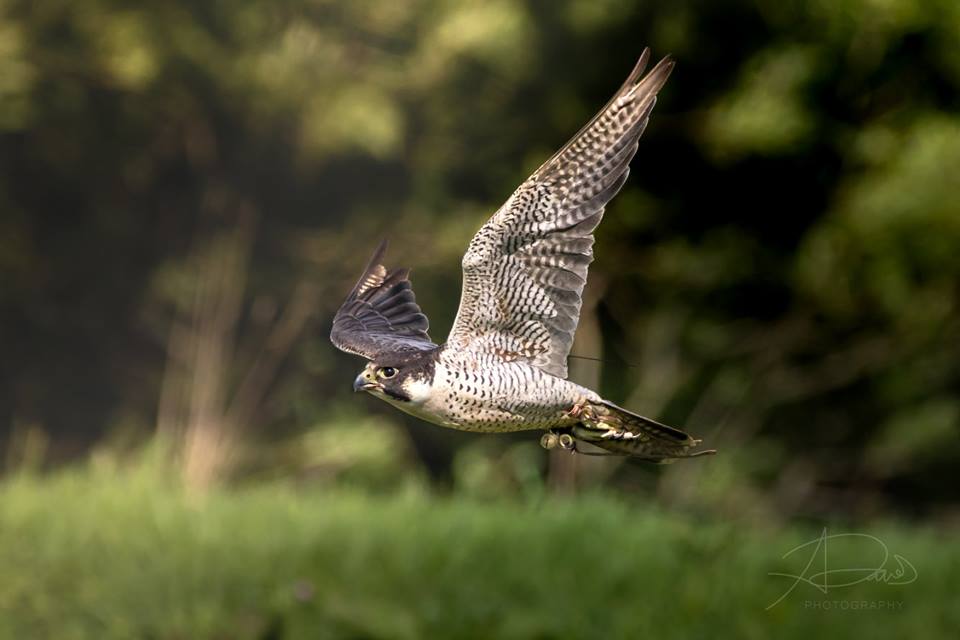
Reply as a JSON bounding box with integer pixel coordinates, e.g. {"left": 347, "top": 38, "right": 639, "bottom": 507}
{"left": 0, "top": 464, "right": 958, "bottom": 639}
{"left": 252, "top": 410, "right": 428, "bottom": 491}
{"left": 451, "top": 439, "right": 547, "bottom": 500}
{"left": 0, "top": 0, "right": 958, "bottom": 516}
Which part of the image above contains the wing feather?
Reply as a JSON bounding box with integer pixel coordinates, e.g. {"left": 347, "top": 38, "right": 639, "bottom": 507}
{"left": 330, "top": 240, "right": 437, "bottom": 360}
{"left": 446, "top": 51, "right": 674, "bottom": 377}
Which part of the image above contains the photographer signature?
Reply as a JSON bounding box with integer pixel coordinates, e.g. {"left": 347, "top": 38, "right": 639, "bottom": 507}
{"left": 766, "top": 528, "right": 917, "bottom": 610}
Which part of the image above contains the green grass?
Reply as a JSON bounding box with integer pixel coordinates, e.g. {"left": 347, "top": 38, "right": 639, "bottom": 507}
{"left": 0, "top": 464, "right": 957, "bottom": 639}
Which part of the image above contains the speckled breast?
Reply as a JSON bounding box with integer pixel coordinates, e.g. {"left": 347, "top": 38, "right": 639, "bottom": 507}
{"left": 414, "top": 351, "right": 596, "bottom": 433}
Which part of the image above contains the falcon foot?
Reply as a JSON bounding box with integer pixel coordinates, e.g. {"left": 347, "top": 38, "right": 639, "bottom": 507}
{"left": 565, "top": 399, "right": 590, "bottom": 421}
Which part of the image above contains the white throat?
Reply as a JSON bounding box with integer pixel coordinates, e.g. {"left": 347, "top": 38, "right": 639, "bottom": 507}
{"left": 401, "top": 376, "right": 433, "bottom": 405}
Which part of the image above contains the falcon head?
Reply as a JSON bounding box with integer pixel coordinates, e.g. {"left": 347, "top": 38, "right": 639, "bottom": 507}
{"left": 353, "top": 351, "right": 437, "bottom": 404}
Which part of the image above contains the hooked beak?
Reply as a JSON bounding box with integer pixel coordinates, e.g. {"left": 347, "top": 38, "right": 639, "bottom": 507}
{"left": 353, "top": 372, "right": 379, "bottom": 393}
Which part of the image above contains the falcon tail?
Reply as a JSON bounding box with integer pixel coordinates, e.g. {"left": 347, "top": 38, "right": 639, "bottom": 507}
{"left": 545, "top": 399, "right": 716, "bottom": 463}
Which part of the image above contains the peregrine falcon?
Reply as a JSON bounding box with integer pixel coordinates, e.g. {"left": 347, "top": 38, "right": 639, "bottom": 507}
{"left": 331, "top": 50, "right": 714, "bottom": 462}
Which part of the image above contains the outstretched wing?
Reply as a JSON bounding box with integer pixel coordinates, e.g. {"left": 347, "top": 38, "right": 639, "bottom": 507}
{"left": 446, "top": 50, "right": 674, "bottom": 377}
{"left": 330, "top": 240, "right": 437, "bottom": 360}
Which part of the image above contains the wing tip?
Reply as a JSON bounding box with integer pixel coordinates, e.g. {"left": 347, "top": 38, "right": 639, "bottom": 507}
{"left": 371, "top": 238, "right": 389, "bottom": 264}
{"left": 347, "top": 239, "right": 391, "bottom": 298}
{"left": 622, "top": 48, "right": 651, "bottom": 89}
{"left": 642, "top": 55, "right": 675, "bottom": 93}
{"left": 626, "top": 50, "right": 674, "bottom": 86}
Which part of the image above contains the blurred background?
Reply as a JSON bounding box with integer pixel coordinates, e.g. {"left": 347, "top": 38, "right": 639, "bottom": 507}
{"left": 1, "top": 0, "right": 959, "bottom": 637}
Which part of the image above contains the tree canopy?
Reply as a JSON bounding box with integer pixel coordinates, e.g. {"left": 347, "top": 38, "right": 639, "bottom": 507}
{"left": 1, "top": 0, "right": 958, "bottom": 516}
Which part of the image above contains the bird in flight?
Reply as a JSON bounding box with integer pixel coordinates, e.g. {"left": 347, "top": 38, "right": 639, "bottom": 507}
{"left": 331, "top": 50, "right": 714, "bottom": 462}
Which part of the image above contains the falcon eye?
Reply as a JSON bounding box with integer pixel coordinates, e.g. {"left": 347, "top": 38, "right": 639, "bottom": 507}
{"left": 378, "top": 367, "right": 398, "bottom": 379}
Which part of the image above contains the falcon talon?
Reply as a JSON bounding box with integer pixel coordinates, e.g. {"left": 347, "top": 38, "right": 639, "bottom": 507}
{"left": 329, "top": 50, "right": 715, "bottom": 463}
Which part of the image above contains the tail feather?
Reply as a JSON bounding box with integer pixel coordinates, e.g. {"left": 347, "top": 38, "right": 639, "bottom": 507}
{"left": 572, "top": 399, "right": 716, "bottom": 462}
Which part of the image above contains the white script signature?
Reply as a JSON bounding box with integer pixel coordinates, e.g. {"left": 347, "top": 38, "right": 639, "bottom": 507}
{"left": 766, "top": 528, "right": 917, "bottom": 610}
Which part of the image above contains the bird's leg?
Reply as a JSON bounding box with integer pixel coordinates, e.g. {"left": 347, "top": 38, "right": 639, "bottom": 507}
{"left": 557, "top": 401, "right": 627, "bottom": 453}
{"left": 569, "top": 402, "right": 629, "bottom": 440}
{"left": 564, "top": 399, "right": 590, "bottom": 421}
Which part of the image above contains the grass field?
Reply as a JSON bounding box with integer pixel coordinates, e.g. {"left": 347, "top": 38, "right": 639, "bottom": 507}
{"left": 1, "top": 463, "right": 957, "bottom": 639}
